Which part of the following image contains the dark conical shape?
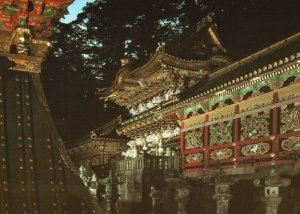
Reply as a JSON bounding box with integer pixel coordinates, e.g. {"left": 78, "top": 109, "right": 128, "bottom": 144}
{"left": 0, "top": 65, "right": 95, "bottom": 213}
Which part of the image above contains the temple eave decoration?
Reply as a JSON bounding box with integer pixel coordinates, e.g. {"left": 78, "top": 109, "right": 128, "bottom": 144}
{"left": 177, "top": 34, "right": 300, "bottom": 175}
{"left": 0, "top": 0, "right": 74, "bottom": 38}
{"left": 0, "top": 0, "right": 74, "bottom": 72}
{"left": 100, "top": 49, "right": 230, "bottom": 117}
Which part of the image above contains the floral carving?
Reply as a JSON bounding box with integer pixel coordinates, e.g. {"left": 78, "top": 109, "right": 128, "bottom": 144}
{"left": 280, "top": 105, "right": 300, "bottom": 133}
{"left": 184, "top": 129, "right": 203, "bottom": 150}
{"left": 241, "top": 112, "right": 270, "bottom": 140}
{"left": 209, "top": 148, "right": 233, "bottom": 160}
{"left": 281, "top": 137, "right": 300, "bottom": 151}
{"left": 241, "top": 143, "right": 270, "bottom": 156}
{"left": 129, "top": 87, "right": 181, "bottom": 116}
{"left": 209, "top": 121, "right": 232, "bottom": 146}
{"left": 185, "top": 153, "right": 203, "bottom": 163}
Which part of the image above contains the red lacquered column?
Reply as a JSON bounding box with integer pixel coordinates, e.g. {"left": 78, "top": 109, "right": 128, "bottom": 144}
{"left": 180, "top": 121, "right": 185, "bottom": 170}
{"left": 234, "top": 105, "right": 239, "bottom": 163}
{"left": 204, "top": 114, "right": 209, "bottom": 169}
{"left": 272, "top": 92, "right": 280, "bottom": 160}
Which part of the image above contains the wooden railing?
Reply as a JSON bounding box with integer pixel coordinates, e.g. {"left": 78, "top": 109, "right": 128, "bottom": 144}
{"left": 116, "top": 155, "right": 180, "bottom": 173}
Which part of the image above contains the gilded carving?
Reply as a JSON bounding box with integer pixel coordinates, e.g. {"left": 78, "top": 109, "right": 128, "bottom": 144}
{"left": 209, "top": 121, "right": 232, "bottom": 146}
{"left": 281, "top": 137, "right": 300, "bottom": 151}
{"left": 30, "top": 39, "right": 51, "bottom": 57}
{"left": 241, "top": 112, "right": 270, "bottom": 140}
{"left": 8, "top": 56, "right": 42, "bottom": 73}
{"left": 0, "top": 41, "right": 10, "bottom": 52}
{"left": 184, "top": 129, "right": 203, "bottom": 150}
{"left": 280, "top": 105, "right": 300, "bottom": 133}
{"left": 11, "top": 28, "right": 32, "bottom": 55}
{"left": 185, "top": 153, "right": 203, "bottom": 163}
{"left": 209, "top": 148, "right": 233, "bottom": 160}
{"left": 129, "top": 87, "right": 181, "bottom": 116}
{"left": 241, "top": 143, "right": 270, "bottom": 156}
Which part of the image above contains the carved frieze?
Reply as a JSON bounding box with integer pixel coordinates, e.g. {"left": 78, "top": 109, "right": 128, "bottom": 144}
{"left": 184, "top": 129, "right": 203, "bottom": 150}
{"left": 0, "top": 29, "right": 50, "bottom": 58}
{"left": 129, "top": 87, "right": 181, "bottom": 116}
{"left": 210, "top": 148, "right": 233, "bottom": 160}
{"left": 209, "top": 121, "right": 232, "bottom": 146}
{"left": 0, "top": 50, "right": 43, "bottom": 73}
{"left": 281, "top": 137, "right": 300, "bottom": 151}
{"left": 8, "top": 56, "right": 42, "bottom": 73}
{"left": 241, "top": 142, "right": 271, "bottom": 156}
{"left": 241, "top": 112, "right": 270, "bottom": 140}
{"left": 185, "top": 153, "right": 203, "bottom": 163}
{"left": 280, "top": 105, "right": 300, "bottom": 133}
{"left": 11, "top": 28, "right": 32, "bottom": 55}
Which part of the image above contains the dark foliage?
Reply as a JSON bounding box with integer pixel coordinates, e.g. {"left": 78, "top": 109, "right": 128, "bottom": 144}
{"left": 41, "top": 0, "right": 300, "bottom": 141}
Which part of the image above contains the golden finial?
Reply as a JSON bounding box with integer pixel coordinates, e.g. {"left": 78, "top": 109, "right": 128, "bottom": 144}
{"left": 120, "top": 58, "right": 130, "bottom": 67}
{"left": 156, "top": 42, "right": 165, "bottom": 52}
{"left": 90, "top": 131, "right": 98, "bottom": 141}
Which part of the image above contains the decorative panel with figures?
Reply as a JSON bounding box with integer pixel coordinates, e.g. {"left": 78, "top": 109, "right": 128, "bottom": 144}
{"left": 209, "top": 148, "right": 233, "bottom": 160}
{"left": 209, "top": 121, "right": 233, "bottom": 146}
{"left": 185, "top": 153, "right": 204, "bottom": 163}
{"left": 241, "top": 142, "right": 271, "bottom": 156}
{"left": 281, "top": 137, "right": 300, "bottom": 151}
{"left": 240, "top": 111, "right": 270, "bottom": 141}
{"left": 184, "top": 129, "right": 203, "bottom": 150}
{"left": 280, "top": 103, "right": 300, "bottom": 133}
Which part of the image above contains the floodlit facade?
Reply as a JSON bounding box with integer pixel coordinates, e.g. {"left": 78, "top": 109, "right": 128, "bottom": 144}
{"left": 94, "top": 16, "right": 300, "bottom": 214}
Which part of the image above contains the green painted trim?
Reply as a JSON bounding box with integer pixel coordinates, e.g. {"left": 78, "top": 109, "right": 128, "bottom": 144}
{"left": 4, "top": 4, "right": 20, "bottom": 15}
{"left": 182, "top": 66, "right": 300, "bottom": 115}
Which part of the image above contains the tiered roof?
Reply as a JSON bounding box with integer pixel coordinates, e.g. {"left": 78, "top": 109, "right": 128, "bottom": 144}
{"left": 99, "top": 15, "right": 230, "bottom": 110}
{"left": 66, "top": 116, "right": 128, "bottom": 165}
{"left": 99, "top": 15, "right": 231, "bottom": 138}
{"left": 100, "top": 48, "right": 230, "bottom": 108}
{"left": 158, "top": 32, "right": 300, "bottom": 117}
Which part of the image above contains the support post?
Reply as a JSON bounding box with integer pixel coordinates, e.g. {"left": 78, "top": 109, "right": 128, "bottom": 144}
{"left": 149, "top": 186, "right": 162, "bottom": 214}
{"left": 101, "top": 170, "right": 125, "bottom": 214}
{"left": 213, "top": 183, "right": 232, "bottom": 214}
{"left": 253, "top": 176, "right": 291, "bottom": 214}
{"left": 102, "top": 171, "right": 117, "bottom": 214}
{"left": 175, "top": 185, "right": 190, "bottom": 214}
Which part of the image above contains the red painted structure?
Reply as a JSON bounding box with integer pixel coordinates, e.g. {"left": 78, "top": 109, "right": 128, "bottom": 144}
{"left": 179, "top": 62, "right": 300, "bottom": 174}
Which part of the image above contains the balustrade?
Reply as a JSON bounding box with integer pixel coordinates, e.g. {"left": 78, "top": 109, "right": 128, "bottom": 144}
{"left": 116, "top": 155, "right": 180, "bottom": 173}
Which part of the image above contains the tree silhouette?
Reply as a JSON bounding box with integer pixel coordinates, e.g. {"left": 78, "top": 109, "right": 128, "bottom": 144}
{"left": 41, "top": 0, "right": 300, "bottom": 141}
